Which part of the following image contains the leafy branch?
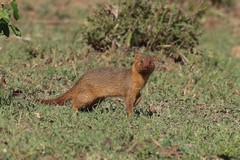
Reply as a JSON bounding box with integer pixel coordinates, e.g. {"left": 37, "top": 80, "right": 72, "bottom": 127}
{"left": 0, "top": 0, "right": 21, "bottom": 38}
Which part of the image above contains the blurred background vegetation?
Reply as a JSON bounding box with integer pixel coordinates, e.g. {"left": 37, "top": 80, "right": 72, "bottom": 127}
{"left": 1, "top": 0, "right": 240, "bottom": 61}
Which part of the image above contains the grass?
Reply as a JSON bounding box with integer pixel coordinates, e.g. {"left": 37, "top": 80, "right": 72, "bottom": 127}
{"left": 0, "top": 1, "right": 240, "bottom": 159}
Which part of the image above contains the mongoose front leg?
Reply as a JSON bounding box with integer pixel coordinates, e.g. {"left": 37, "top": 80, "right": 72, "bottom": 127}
{"left": 134, "top": 93, "right": 141, "bottom": 107}
{"left": 125, "top": 95, "right": 137, "bottom": 117}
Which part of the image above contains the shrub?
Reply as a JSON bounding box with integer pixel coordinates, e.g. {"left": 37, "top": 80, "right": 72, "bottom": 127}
{"left": 84, "top": 0, "right": 204, "bottom": 61}
{"left": 0, "top": 0, "right": 21, "bottom": 38}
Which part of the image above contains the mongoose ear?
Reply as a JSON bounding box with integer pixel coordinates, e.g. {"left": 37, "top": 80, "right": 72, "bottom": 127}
{"left": 133, "top": 54, "right": 140, "bottom": 62}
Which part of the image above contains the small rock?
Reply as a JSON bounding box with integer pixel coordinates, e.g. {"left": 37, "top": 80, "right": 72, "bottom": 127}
{"left": 0, "top": 72, "right": 7, "bottom": 90}
{"left": 148, "top": 105, "right": 161, "bottom": 113}
{"left": 230, "top": 46, "right": 240, "bottom": 59}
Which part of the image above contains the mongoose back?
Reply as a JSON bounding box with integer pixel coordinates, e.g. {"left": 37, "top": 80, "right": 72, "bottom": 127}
{"left": 36, "top": 54, "right": 156, "bottom": 117}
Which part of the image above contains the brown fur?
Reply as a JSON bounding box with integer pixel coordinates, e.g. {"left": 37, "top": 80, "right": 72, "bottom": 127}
{"left": 36, "top": 54, "right": 156, "bottom": 117}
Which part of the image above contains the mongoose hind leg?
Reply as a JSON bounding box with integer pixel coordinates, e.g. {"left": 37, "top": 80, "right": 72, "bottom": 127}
{"left": 80, "top": 98, "right": 105, "bottom": 112}
{"left": 72, "top": 94, "right": 97, "bottom": 112}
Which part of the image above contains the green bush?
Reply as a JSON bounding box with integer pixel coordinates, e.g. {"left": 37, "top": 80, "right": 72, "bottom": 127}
{"left": 84, "top": 0, "right": 203, "bottom": 61}
{"left": 0, "top": 0, "right": 21, "bottom": 38}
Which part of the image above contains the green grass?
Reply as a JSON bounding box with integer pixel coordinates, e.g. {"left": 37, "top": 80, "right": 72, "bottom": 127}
{"left": 0, "top": 1, "right": 240, "bottom": 159}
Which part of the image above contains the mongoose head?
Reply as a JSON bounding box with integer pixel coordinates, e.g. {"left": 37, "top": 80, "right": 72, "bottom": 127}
{"left": 133, "top": 54, "right": 156, "bottom": 74}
